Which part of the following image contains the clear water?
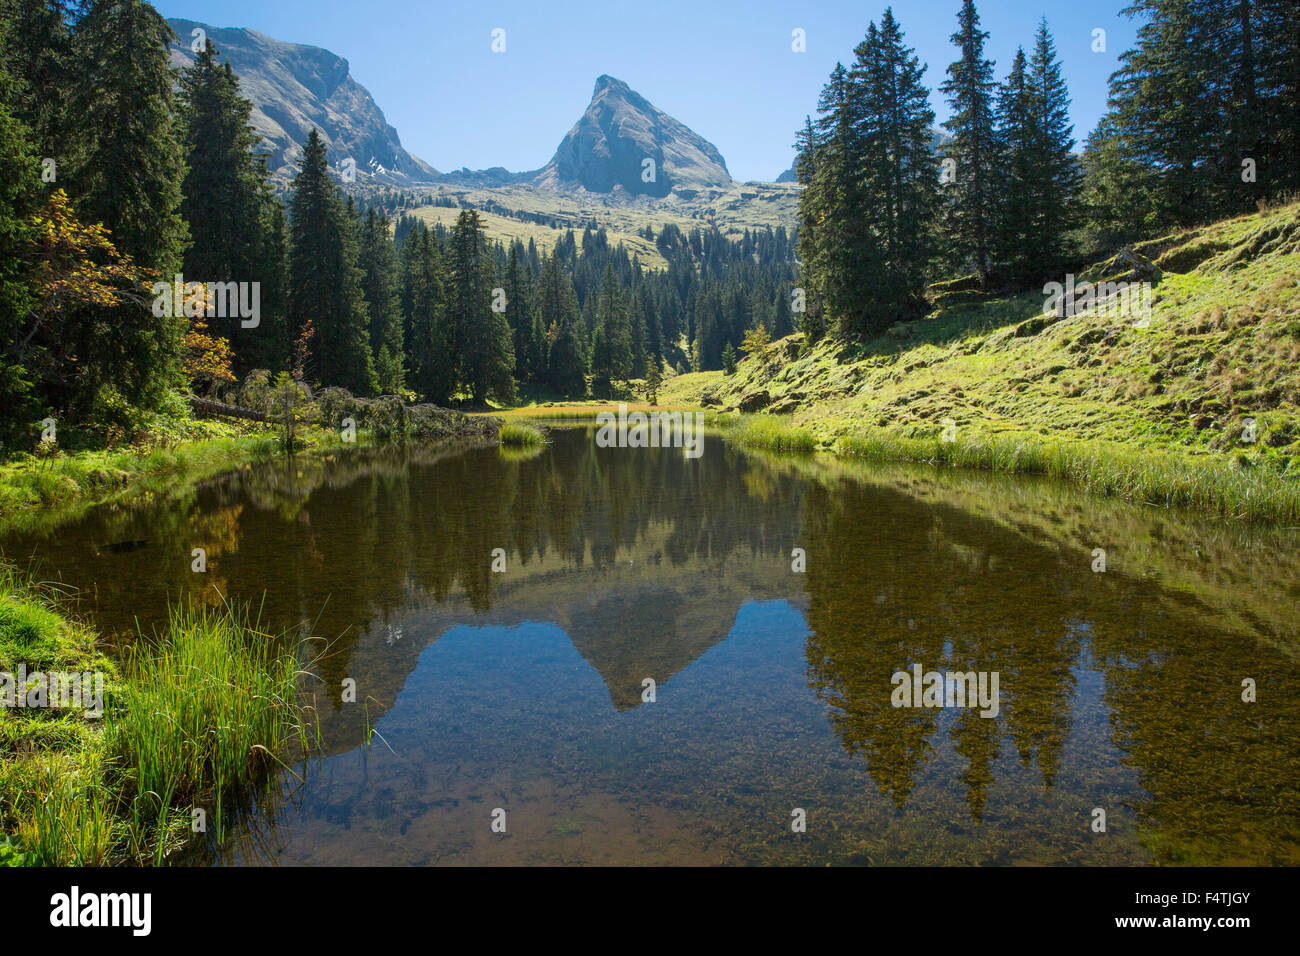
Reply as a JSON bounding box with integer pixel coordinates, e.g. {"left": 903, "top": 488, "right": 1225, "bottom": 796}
{"left": 4, "top": 427, "right": 1298, "bottom": 865}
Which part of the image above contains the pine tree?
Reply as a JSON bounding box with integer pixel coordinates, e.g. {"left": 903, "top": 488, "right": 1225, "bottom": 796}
{"left": 449, "top": 210, "right": 513, "bottom": 405}
{"left": 250, "top": 187, "right": 289, "bottom": 372}
{"left": 996, "top": 48, "right": 1038, "bottom": 283}
{"left": 854, "top": 9, "right": 940, "bottom": 333}
{"left": 628, "top": 287, "right": 648, "bottom": 379}
{"left": 358, "top": 208, "right": 404, "bottom": 392}
{"left": 65, "top": 0, "right": 189, "bottom": 415}
{"left": 401, "top": 227, "right": 455, "bottom": 404}
{"left": 940, "top": 0, "right": 1000, "bottom": 287}
{"left": 0, "top": 50, "right": 40, "bottom": 445}
{"left": 502, "top": 243, "right": 535, "bottom": 384}
{"left": 1082, "top": 0, "right": 1297, "bottom": 232}
{"left": 796, "top": 64, "right": 864, "bottom": 335}
{"left": 538, "top": 254, "right": 586, "bottom": 396}
{"left": 644, "top": 361, "right": 663, "bottom": 405}
{"left": 1023, "top": 20, "right": 1079, "bottom": 279}
{"left": 72, "top": 0, "right": 187, "bottom": 274}
{"left": 287, "top": 128, "right": 375, "bottom": 393}
{"left": 591, "top": 264, "right": 631, "bottom": 397}
{"left": 0, "top": 0, "right": 75, "bottom": 161}
{"left": 178, "top": 39, "right": 278, "bottom": 373}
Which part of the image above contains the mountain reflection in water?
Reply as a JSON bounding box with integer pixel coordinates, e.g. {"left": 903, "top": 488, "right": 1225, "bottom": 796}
{"left": 4, "top": 427, "right": 1297, "bottom": 865}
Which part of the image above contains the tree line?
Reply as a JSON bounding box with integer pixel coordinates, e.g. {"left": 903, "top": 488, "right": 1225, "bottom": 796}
{"left": 795, "top": 0, "right": 1299, "bottom": 342}
{"left": 0, "top": 0, "right": 800, "bottom": 453}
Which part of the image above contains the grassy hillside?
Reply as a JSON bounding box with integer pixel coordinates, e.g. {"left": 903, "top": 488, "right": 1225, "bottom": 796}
{"left": 408, "top": 203, "right": 669, "bottom": 270}
{"left": 408, "top": 179, "right": 800, "bottom": 264}
{"left": 662, "top": 200, "right": 1300, "bottom": 519}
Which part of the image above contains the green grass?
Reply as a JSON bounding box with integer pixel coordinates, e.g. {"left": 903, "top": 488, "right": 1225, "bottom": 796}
{"left": 661, "top": 200, "right": 1300, "bottom": 522}
{"left": 0, "top": 433, "right": 279, "bottom": 534}
{"left": 110, "top": 604, "right": 312, "bottom": 851}
{"left": 479, "top": 401, "right": 700, "bottom": 422}
{"left": 0, "top": 566, "right": 315, "bottom": 866}
{"left": 716, "top": 414, "right": 817, "bottom": 453}
{"left": 834, "top": 427, "right": 1300, "bottom": 523}
{"left": 0, "top": 421, "right": 387, "bottom": 537}
{"left": 499, "top": 422, "right": 546, "bottom": 447}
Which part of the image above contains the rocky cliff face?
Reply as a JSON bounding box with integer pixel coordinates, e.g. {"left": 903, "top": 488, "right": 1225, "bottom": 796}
{"left": 167, "top": 18, "right": 439, "bottom": 186}
{"left": 531, "top": 75, "right": 733, "bottom": 198}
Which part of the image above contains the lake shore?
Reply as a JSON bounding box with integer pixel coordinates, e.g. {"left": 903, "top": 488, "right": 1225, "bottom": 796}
{"left": 0, "top": 565, "right": 312, "bottom": 865}
{"left": 0, "top": 402, "right": 503, "bottom": 537}
{"left": 476, "top": 402, "right": 1300, "bottom": 524}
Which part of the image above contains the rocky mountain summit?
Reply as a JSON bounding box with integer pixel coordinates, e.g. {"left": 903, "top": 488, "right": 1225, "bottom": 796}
{"left": 166, "top": 18, "right": 440, "bottom": 186}
{"left": 529, "top": 75, "right": 734, "bottom": 198}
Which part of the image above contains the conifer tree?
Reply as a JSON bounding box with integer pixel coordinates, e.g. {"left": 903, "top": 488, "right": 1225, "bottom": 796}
{"left": 628, "top": 287, "right": 648, "bottom": 379}
{"left": 538, "top": 254, "right": 586, "bottom": 396}
{"left": 0, "top": 0, "right": 76, "bottom": 160}
{"left": 0, "top": 51, "right": 40, "bottom": 444}
{"left": 854, "top": 9, "right": 940, "bottom": 332}
{"left": 996, "top": 48, "right": 1038, "bottom": 283}
{"left": 940, "top": 0, "right": 1000, "bottom": 286}
{"left": 401, "top": 227, "right": 455, "bottom": 404}
{"left": 448, "top": 210, "right": 513, "bottom": 405}
{"left": 179, "top": 39, "right": 281, "bottom": 373}
{"left": 1083, "top": 0, "right": 1298, "bottom": 233}
{"left": 65, "top": 0, "right": 188, "bottom": 415}
{"left": 1023, "top": 20, "right": 1079, "bottom": 278}
{"left": 591, "top": 264, "right": 631, "bottom": 397}
{"left": 502, "top": 243, "right": 535, "bottom": 384}
{"left": 287, "top": 128, "right": 375, "bottom": 393}
{"left": 358, "top": 208, "right": 404, "bottom": 392}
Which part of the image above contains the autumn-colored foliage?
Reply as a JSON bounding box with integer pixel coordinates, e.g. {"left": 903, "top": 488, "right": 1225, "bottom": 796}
{"left": 183, "top": 315, "right": 236, "bottom": 393}
{"left": 9, "top": 189, "right": 144, "bottom": 367}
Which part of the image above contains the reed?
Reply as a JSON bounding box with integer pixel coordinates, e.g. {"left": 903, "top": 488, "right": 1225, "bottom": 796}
{"left": 499, "top": 422, "right": 546, "bottom": 447}
{"left": 718, "top": 414, "right": 818, "bottom": 453}
{"left": 109, "top": 604, "right": 310, "bottom": 842}
{"left": 835, "top": 428, "right": 1300, "bottom": 523}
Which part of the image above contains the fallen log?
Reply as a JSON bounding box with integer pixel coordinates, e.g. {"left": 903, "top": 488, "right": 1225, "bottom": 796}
{"left": 186, "top": 394, "right": 271, "bottom": 423}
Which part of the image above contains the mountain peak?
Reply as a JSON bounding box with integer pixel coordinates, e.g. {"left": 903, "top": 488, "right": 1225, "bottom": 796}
{"left": 593, "top": 74, "right": 628, "bottom": 93}
{"left": 166, "top": 18, "right": 438, "bottom": 185}
{"left": 533, "top": 75, "right": 732, "bottom": 198}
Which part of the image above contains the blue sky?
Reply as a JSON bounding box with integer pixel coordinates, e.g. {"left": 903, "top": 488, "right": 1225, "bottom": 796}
{"left": 152, "top": 0, "right": 1139, "bottom": 183}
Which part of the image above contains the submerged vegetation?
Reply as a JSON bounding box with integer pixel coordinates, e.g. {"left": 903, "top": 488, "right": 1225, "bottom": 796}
{"left": 0, "top": 566, "right": 315, "bottom": 865}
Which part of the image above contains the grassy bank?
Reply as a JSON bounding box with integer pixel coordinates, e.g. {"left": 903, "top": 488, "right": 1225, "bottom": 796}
{"left": 668, "top": 201, "right": 1300, "bottom": 522}
{"left": 0, "top": 566, "right": 313, "bottom": 865}
{"left": 478, "top": 401, "right": 700, "bottom": 422}
{"left": 0, "top": 391, "right": 502, "bottom": 535}
{"left": 0, "top": 424, "right": 356, "bottom": 536}
{"left": 832, "top": 426, "right": 1300, "bottom": 522}
{"left": 717, "top": 414, "right": 817, "bottom": 453}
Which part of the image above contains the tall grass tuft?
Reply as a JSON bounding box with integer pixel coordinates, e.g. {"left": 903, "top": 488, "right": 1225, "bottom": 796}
{"left": 722, "top": 414, "right": 818, "bottom": 453}
{"left": 109, "top": 605, "right": 310, "bottom": 842}
{"left": 836, "top": 428, "right": 1300, "bottom": 524}
{"left": 499, "top": 422, "right": 546, "bottom": 447}
{"left": 15, "top": 759, "right": 116, "bottom": 866}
